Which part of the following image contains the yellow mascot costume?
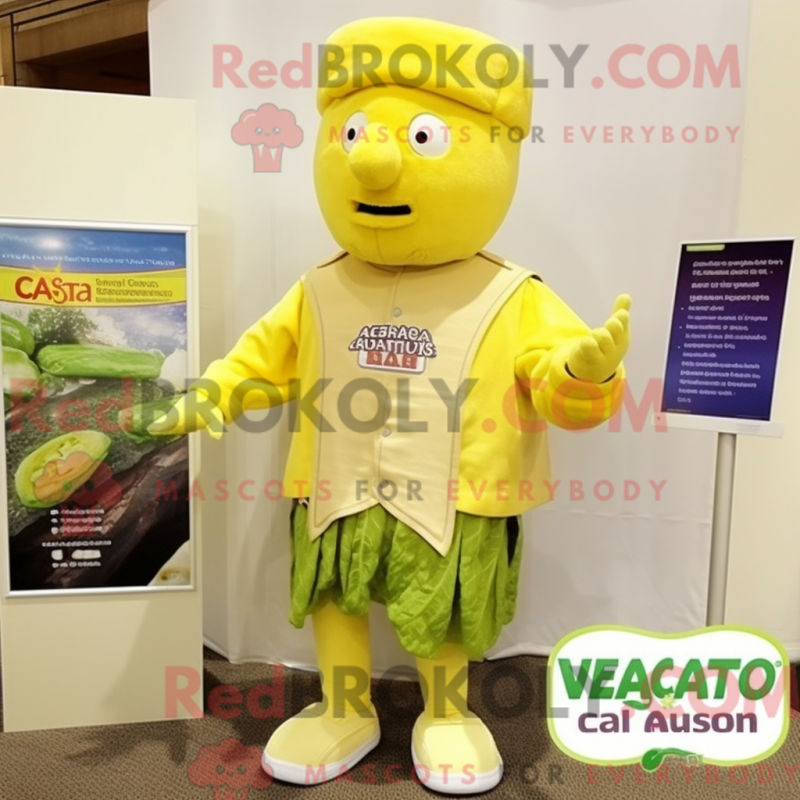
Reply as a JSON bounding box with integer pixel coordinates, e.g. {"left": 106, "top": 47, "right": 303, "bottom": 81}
{"left": 151, "top": 17, "right": 631, "bottom": 794}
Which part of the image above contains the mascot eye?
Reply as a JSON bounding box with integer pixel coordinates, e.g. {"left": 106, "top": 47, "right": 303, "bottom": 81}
{"left": 237, "top": 765, "right": 246, "bottom": 775}
{"left": 408, "top": 114, "right": 450, "bottom": 157}
{"left": 342, "top": 112, "right": 367, "bottom": 153}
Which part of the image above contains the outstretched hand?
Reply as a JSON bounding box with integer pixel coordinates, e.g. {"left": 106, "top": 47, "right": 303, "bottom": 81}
{"left": 146, "top": 390, "right": 226, "bottom": 440}
{"left": 566, "top": 294, "right": 631, "bottom": 384}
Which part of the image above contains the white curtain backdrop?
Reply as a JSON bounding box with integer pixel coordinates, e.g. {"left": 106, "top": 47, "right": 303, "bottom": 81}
{"left": 149, "top": 0, "right": 752, "bottom": 671}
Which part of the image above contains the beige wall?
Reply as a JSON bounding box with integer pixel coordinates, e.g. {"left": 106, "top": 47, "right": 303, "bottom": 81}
{"left": 727, "top": 0, "right": 800, "bottom": 660}
{"left": 0, "top": 87, "right": 203, "bottom": 731}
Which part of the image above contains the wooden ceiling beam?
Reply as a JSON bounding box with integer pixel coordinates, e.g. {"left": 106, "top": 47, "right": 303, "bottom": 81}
{"left": 11, "top": 0, "right": 147, "bottom": 63}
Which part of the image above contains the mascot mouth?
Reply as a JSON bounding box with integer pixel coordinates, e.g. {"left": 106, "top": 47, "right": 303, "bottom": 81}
{"left": 356, "top": 202, "right": 412, "bottom": 216}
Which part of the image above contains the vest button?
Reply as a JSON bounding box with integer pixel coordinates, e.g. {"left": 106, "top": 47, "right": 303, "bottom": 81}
{"left": 381, "top": 428, "right": 391, "bottom": 437}
{"left": 392, "top": 307, "right": 402, "bottom": 318}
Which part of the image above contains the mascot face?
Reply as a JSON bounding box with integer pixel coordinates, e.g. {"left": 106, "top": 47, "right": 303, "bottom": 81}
{"left": 315, "top": 85, "right": 522, "bottom": 267}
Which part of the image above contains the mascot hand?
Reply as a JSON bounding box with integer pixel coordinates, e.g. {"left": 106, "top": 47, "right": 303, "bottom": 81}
{"left": 566, "top": 295, "right": 631, "bottom": 384}
{"left": 146, "top": 390, "right": 226, "bottom": 440}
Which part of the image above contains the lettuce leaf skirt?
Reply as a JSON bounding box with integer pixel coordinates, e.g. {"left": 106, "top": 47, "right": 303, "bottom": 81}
{"left": 289, "top": 502, "right": 523, "bottom": 660}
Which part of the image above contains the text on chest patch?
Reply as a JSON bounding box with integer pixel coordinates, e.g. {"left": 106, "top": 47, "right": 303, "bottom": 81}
{"left": 349, "top": 324, "right": 438, "bottom": 374}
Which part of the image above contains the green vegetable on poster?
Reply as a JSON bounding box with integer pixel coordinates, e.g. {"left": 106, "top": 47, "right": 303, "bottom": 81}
{"left": 14, "top": 430, "right": 112, "bottom": 509}
{"left": 37, "top": 344, "right": 165, "bottom": 380}
{"left": 1, "top": 314, "right": 35, "bottom": 356}
{"left": 2, "top": 345, "right": 41, "bottom": 396}
{"left": 5, "top": 379, "right": 177, "bottom": 536}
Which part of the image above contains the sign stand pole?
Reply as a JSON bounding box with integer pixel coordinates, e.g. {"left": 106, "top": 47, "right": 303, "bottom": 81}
{"left": 659, "top": 237, "right": 794, "bottom": 628}
{"left": 706, "top": 432, "right": 737, "bottom": 626}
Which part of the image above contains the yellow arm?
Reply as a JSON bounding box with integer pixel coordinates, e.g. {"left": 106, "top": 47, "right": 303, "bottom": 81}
{"left": 148, "top": 280, "right": 304, "bottom": 437}
{"left": 515, "top": 280, "right": 629, "bottom": 431}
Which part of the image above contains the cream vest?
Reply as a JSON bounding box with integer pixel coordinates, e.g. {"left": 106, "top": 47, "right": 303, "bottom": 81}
{"left": 303, "top": 252, "right": 531, "bottom": 556}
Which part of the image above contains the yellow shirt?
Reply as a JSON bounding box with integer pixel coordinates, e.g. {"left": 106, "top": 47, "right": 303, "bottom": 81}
{"left": 200, "top": 251, "right": 625, "bottom": 542}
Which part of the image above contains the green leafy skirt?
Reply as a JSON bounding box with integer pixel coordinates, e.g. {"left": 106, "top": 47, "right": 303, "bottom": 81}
{"left": 289, "top": 502, "right": 523, "bottom": 660}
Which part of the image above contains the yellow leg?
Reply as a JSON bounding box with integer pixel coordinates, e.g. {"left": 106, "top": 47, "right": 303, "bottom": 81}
{"left": 413, "top": 643, "right": 503, "bottom": 794}
{"left": 416, "top": 642, "right": 470, "bottom": 719}
{"left": 262, "top": 601, "right": 380, "bottom": 784}
{"left": 312, "top": 600, "right": 372, "bottom": 718}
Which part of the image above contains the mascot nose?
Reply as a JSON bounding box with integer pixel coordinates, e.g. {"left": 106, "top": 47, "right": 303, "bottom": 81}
{"left": 349, "top": 124, "right": 402, "bottom": 191}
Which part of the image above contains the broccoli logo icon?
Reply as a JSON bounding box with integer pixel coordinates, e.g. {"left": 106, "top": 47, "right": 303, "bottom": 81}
{"left": 232, "top": 103, "right": 304, "bottom": 173}
{"left": 189, "top": 738, "right": 272, "bottom": 800}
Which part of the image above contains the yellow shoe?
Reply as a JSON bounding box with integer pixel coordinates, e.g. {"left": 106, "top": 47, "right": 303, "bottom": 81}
{"left": 411, "top": 712, "right": 503, "bottom": 794}
{"left": 262, "top": 701, "right": 380, "bottom": 785}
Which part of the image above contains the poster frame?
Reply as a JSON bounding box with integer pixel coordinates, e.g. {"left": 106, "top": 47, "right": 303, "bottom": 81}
{"left": 0, "top": 216, "right": 197, "bottom": 599}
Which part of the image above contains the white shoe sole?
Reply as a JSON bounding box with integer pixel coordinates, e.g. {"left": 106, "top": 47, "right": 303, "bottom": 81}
{"left": 262, "top": 728, "right": 381, "bottom": 785}
{"left": 411, "top": 742, "right": 503, "bottom": 795}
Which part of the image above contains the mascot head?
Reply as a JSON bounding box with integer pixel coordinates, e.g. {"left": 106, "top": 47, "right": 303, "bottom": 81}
{"left": 314, "top": 17, "right": 533, "bottom": 266}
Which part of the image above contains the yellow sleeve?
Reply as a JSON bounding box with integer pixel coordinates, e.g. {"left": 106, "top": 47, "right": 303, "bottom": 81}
{"left": 514, "top": 278, "right": 625, "bottom": 430}
{"left": 196, "top": 279, "right": 303, "bottom": 423}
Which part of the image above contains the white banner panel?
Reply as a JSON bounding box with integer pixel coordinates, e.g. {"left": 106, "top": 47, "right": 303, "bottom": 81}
{"left": 0, "top": 87, "right": 203, "bottom": 731}
{"left": 149, "top": 0, "right": 751, "bottom": 670}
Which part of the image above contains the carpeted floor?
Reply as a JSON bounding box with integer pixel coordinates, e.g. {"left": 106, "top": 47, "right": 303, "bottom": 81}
{"left": 0, "top": 651, "right": 797, "bottom": 800}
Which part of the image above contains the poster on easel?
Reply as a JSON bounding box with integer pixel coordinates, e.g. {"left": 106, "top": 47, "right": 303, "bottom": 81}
{"left": 0, "top": 220, "right": 193, "bottom": 595}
